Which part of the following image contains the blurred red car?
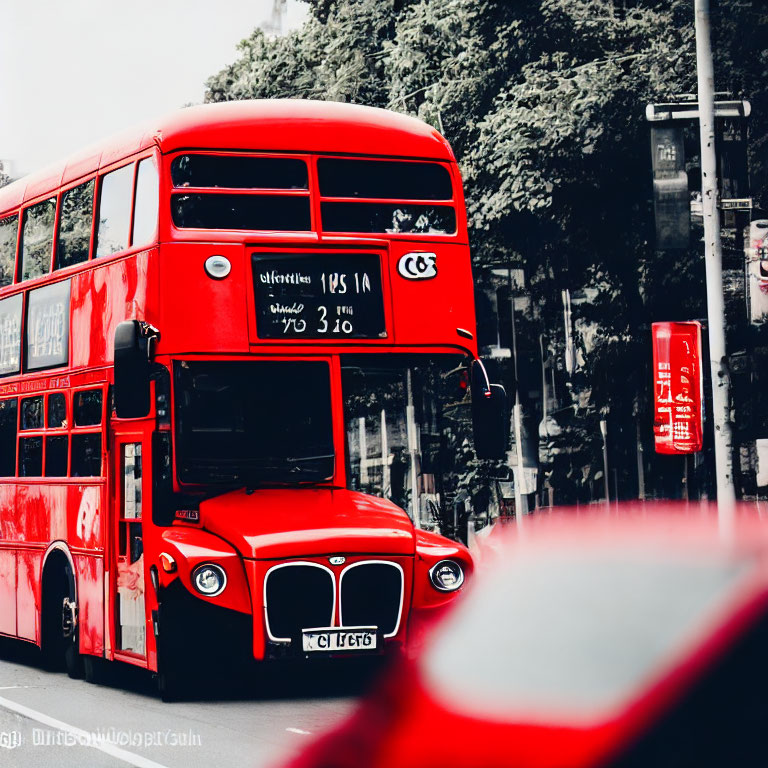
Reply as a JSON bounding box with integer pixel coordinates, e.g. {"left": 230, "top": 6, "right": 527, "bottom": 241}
{"left": 285, "top": 505, "right": 768, "bottom": 768}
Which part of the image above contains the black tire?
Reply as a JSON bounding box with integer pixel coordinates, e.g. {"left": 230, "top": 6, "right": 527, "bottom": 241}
{"left": 41, "top": 561, "right": 83, "bottom": 679}
{"left": 64, "top": 632, "right": 84, "bottom": 680}
{"left": 157, "top": 658, "right": 191, "bottom": 702}
{"left": 62, "top": 562, "right": 84, "bottom": 680}
{"left": 83, "top": 655, "right": 108, "bottom": 685}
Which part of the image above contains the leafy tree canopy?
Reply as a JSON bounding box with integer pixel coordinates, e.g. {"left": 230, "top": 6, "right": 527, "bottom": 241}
{"left": 205, "top": 0, "right": 766, "bottom": 503}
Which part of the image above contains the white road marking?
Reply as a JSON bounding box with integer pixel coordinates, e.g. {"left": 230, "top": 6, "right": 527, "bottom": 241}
{"left": 0, "top": 694, "right": 171, "bottom": 768}
{"left": 285, "top": 727, "right": 311, "bottom": 735}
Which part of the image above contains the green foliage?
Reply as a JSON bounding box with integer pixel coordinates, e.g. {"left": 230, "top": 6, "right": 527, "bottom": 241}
{"left": 205, "top": 0, "right": 766, "bottom": 505}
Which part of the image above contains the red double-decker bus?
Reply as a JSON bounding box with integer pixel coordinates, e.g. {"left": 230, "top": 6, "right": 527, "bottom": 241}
{"left": 0, "top": 100, "right": 506, "bottom": 698}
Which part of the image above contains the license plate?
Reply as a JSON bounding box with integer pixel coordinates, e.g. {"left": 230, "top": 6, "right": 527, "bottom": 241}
{"left": 302, "top": 627, "right": 378, "bottom": 653}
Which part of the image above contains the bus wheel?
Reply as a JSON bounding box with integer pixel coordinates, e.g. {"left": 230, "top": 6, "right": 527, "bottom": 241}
{"left": 41, "top": 561, "right": 84, "bottom": 679}
{"left": 157, "top": 661, "right": 190, "bottom": 703}
{"left": 61, "top": 596, "right": 84, "bottom": 680}
{"left": 83, "top": 655, "right": 108, "bottom": 685}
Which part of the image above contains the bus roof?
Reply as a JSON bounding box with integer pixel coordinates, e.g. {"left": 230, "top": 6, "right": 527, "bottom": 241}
{"left": 0, "top": 100, "right": 455, "bottom": 215}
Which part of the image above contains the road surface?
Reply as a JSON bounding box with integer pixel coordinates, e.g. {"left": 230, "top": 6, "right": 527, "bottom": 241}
{"left": 0, "top": 638, "right": 365, "bottom": 768}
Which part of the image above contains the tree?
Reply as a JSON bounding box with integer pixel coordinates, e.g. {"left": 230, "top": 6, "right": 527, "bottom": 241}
{"left": 205, "top": 0, "right": 768, "bottom": 506}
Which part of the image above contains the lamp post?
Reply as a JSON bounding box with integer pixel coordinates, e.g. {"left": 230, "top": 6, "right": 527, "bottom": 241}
{"left": 695, "top": 0, "right": 736, "bottom": 515}
{"left": 600, "top": 418, "right": 610, "bottom": 508}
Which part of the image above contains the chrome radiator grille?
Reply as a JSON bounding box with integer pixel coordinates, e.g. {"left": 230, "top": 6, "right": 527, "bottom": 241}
{"left": 265, "top": 564, "right": 334, "bottom": 641}
{"left": 264, "top": 560, "right": 404, "bottom": 642}
{"left": 339, "top": 562, "right": 404, "bottom": 638}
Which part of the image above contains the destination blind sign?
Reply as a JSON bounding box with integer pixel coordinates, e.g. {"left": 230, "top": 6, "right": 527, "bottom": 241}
{"left": 252, "top": 253, "right": 386, "bottom": 339}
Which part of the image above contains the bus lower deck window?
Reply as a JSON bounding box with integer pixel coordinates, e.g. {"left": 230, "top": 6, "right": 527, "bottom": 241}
{"left": 19, "top": 436, "right": 42, "bottom": 477}
{"left": 0, "top": 399, "right": 16, "bottom": 476}
{"left": 47, "top": 393, "right": 67, "bottom": 428}
{"left": 20, "top": 396, "right": 43, "bottom": 430}
{"left": 45, "top": 435, "right": 68, "bottom": 477}
{"left": 74, "top": 389, "right": 103, "bottom": 426}
{"left": 71, "top": 433, "right": 102, "bottom": 477}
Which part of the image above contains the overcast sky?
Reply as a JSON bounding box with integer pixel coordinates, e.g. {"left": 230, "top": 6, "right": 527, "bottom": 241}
{"left": 0, "top": 0, "right": 309, "bottom": 177}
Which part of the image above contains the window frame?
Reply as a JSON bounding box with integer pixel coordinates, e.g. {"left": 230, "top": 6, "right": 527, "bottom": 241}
{"left": 95, "top": 162, "right": 138, "bottom": 259}
{"left": 0, "top": 397, "right": 18, "bottom": 477}
{"left": 0, "top": 384, "right": 106, "bottom": 480}
{"left": 131, "top": 155, "right": 160, "bottom": 249}
{"left": 18, "top": 196, "right": 58, "bottom": 283}
{"left": 44, "top": 391, "right": 70, "bottom": 478}
{"left": 167, "top": 150, "right": 314, "bottom": 233}
{"left": 70, "top": 385, "right": 105, "bottom": 478}
{"left": 53, "top": 176, "right": 97, "bottom": 272}
{"left": 0, "top": 213, "right": 20, "bottom": 289}
{"left": 313, "top": 154, "right": 458, "bottom": 238}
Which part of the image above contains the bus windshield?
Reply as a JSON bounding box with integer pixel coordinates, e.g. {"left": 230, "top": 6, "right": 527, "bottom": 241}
{"left": 341, "top": 353, "right": 468, "bottom": 529}
{"left": 173, "top": 360, "right": 334, "bottom": 485}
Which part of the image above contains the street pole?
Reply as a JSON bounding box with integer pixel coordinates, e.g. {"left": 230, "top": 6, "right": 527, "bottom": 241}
{"left": 509, "top": 279, "right": 528, "bottom": 520}
{"left": 695, "top": 0, "right": 736, "bottom": 514}
{"left": 405, "top": 368, "right": 421, "bottom": 528}
{"left": 600, "top": 418, "right": 610, "bottom": 508}
{"left": 636, "top": 420, "right": 646, "bottom": 501}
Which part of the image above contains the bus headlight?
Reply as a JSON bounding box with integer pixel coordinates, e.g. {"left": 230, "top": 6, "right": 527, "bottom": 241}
{"left": 429, "top": 560, "right": 465, "bottom": 592}
{"left": 192, "top": 564, "right": 227, "bottom": 596}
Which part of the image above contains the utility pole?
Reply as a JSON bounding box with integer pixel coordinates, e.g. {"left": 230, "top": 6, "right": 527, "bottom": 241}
{"left": 600, "top": 418, "right": 610, "bottom": 508}
{"left": 509, "top": 287, "right": 528, "bottom": 520}
{"left": 261, "top": 0, "right": 287, "bottom": 37}
{"left": 695, "top": 0, "right": 736, "bottom": 513}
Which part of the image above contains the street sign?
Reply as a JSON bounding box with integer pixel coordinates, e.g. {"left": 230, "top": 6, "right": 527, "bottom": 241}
{"left": 720, "top": 198, "right": 752, "bottom": 210}
{"left": 650, "top": 126, "right": 689, "bottom": 249}
{"left": 652, "top": 322, "right": 704, "bottom": 454}
{"left": 645, "top": 99, "right": 751, "bottom": 122}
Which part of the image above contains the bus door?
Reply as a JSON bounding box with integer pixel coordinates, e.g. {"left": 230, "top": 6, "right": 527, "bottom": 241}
{"left": 111, "top": 432, "right": 150, "bottom": 661}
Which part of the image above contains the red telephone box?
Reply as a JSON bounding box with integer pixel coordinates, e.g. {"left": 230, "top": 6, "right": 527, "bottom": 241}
{"left": 652, "top": 321, "right": 704, "bottom": 454}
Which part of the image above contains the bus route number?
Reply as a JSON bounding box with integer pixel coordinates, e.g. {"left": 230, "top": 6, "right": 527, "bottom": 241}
{"left": 253, "top": 254, "right": 386, "bottom": 339}
{"left": 320, "top": 271, "right": 372, "bottom": 296}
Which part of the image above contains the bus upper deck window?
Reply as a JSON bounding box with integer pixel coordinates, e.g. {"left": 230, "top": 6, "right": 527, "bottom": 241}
{"left": 20, "top": 198, "right": 56, "bottom": 281}
{"left": 321, "top": 203, "right": 457, "bottom": 235}
{"left": 0, "top": 294, "right": 22, "bottom": 377}
{"left": 0, "top": 215, "right": 18, "bottom": 287}
{"left": 96, "top": 165, "right": 133, "bottom": 258}
{"left": 172, "top": 194, "right": 311, "bottom": 231}
{"left": 171, "top": 155, "right": 308, "bottom": 190}
{"left": 317, "top": 158, "right": 456, "bottom": 235}
{"left": 56, "top": 179, "right": 94, "bottom": 270}
{"left": 169, "top": 154, "right": 311, "bottom": 232}
{"left": 132, "top": 158, "right": 159, "bottom": 247}
{"left": 317, "top": 159, "right": 452, "bottom": 201}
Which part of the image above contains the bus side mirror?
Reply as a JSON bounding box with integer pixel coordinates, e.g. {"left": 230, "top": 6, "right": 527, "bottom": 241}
{"left": 114, "top": 320, "right": 151, "bottom": 419}
{"left": 470, "top": 359, "right": 509, "bottom": 460}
